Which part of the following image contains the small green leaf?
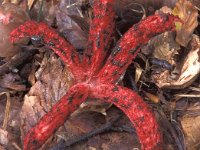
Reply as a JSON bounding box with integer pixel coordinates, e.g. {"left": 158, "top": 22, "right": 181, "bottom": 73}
{"left": 175, "top": 22, "right": 182, "bottom": 30}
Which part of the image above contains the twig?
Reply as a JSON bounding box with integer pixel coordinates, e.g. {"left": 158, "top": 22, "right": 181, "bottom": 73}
{"left": 0, "top": 49, "right": 36, "bottom": 75}
{"left": 110, "top": 126, "right": 136, "bottom": 134}
{"left": 158, "top": 110, "right": 184, "bottom": 150}
{"left": 12, "top": 142, "right": 22, "bottom": 150}
{"left": 66, "top": 115, "right": 122, "bottom": 146}
{"left": 175, "top": 94, "right": 200, "bottom": 98}
{"left": 171, "top": 120, "right": 186, "bottom": 150}
{"left": 50, "top": 114, "right": 122, "bottom": 150}
{"left": 0, "top": 92, "right": 11, "bottom": 130}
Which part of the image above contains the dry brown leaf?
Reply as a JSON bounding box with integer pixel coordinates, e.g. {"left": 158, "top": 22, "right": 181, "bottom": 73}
{"left": 56, "top": 0, "right": 88, "bottom": 49}
{"left": 0, "top": 145, "right": 5, "bottom": 150}
{"left": 30, "top": 0, "right": 59, "bottom": 24}
{"left": 27, "top": 0, "right": 35, "bottom": 9}
{"left": 0, "top": 73, "right": 26, "bottom": 91}
{"left": 67, "top": 112, "right": 105, "bottom": 135}
{"left": 2, "top": 0, "right": 21, "bottom": 4}
{"left": 20, "top": 53, "right": 73, "bottom": 135}
{"left": 0, "top": 129, "right": 8, "bottom": 146}
{"left": 142, "top": 32, "right": 180, "bottom": 65}
{"left": 2, "top": 92, "right": 10, "bottom": 130}
{"left": 0, "top": 93, "right": 22, "bottom": 149}
{"left": 173, "top": 0, "right": 198, "bottom": 47}
{"left": 144, "top": 91, "right": 160, "bottom": 103}
{"left": 135, "top": 66, "right": 143, "bottom": 83}
{"left": 0, "top": 3, "right": 29, "bottom": 59}
{"left": 181, "top": 108, "right": 200, "bottom": 149}
{"left": 69, "top": 15, "right": 90, "bottom": 32}
{"left": 155, "top": 35, "right": 200, "bottom": 89}
{"left": 0, "top": 49, "right": 35, "bottom": 76}
{"left": 114, "top": 0, "right": 164, "bottom": 16}
{"left": 58, "top": 108, "right": 141, "bottom": 150}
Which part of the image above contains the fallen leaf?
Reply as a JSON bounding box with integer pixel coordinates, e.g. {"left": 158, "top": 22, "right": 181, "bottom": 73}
{"left": 144, "top": 91, "right": 160, "bottom": 103}
{"left": 0, "top": 3, "right": 29, "bottom": 58}
{"left": 0, "top": 129, "right": 8, "bottom": 146}
{"left": 135, "top": 65, "right": 143, "bottom": 83}
{"left": 181, "top": 103, "right": 200, "bottom": 149}
{"left": 29, "top": 0, "right": 59, "bottom": 24}
{"left": 20, "top": 53, "right": 73, "bottom": 135}
{"left": 173, "top": 0, "right": 198, "bottom": 47}
{"left": 56, "top": 0, "right": 88, "bottom": 49}
{"left": 155, "top": 35, "right": 200, "bottom": 89}
{"left": 0, "top": 145, "right": 5, "bottom": 150}
{"left": 0, "top": 73, "right": 26, "bottom": 91}
{"left": 27, "top": 0, "right": 35, "bottom": 9}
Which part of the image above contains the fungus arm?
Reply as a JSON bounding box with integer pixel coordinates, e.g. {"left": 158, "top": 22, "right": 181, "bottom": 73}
{"left": 23, "top": 84, "right": 89, "bottom": 150}
{"left": 85, "top": 0, "right": 115, "bottom": 76}
{"left": 98, "top": 14, "right": 180, "bottom": 84}
{"left": 10, "top": 21, "right": 86, "bottom": 81}
{"left": 90, "top": 84, "right": 162, "bottom": 150}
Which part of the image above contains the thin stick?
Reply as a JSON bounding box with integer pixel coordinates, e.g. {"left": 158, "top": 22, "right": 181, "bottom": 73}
{"left": 37, "top": 0, "right": 45, "bottom": 22}
{"left": 1, "top": 92, "right": 11, "bottom": 130}
{"left": 12, "top": 142, "right": 22, "bottom": 150}
{"left": 65, "top": 114, "right": 122, "bottom": 147}
{"left": 50, "top": 115, "right": 122, "bottom": 150}
{"left": 175, "top": 94, "right": 200, "bottom": 98}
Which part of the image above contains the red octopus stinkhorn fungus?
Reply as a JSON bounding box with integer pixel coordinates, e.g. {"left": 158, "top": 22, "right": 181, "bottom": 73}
{"left": 10, "top": 0, "right": 181, "bottom": 149}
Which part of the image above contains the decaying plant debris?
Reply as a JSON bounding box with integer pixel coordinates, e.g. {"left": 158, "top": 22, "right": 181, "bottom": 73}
{"left": 0, "top": 0, "right": 200, "bottom": 150}
{"left": 0, "top": 3, "right": 30, "bottom": 58}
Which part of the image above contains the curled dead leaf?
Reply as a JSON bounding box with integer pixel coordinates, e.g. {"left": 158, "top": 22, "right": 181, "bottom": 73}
{"left": 173, "top": 0, "right": 198, "bottom": 47}
{"left": 135, "top": 65, "right": 143, "bottom": 83}
{"left": 27, "top": 0, "right": 35, "bottom": 9}
{"left": 155, "top": 35, "right": 200, "bottom": 89}
{"left": 141, "top": 32, "right": 180, "bottom": 67}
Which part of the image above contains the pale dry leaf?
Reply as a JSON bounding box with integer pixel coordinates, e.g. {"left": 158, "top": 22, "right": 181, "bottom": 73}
{"left": 141, "top": 32, "right": 180, "bottom": 65}
{"left": 155, "top": 35, "right": 200, "bottom": 89}
{"left": 144, "top": 91, "right": 160, "bottom": 103}
{"left": 2, "top": 92, "right": 10, "bottom": 130}
{"left": 0, "top": 145, "right": 5, "bottom": 150}
{"left": 0, "top": 129, "right": 8, "bottom": 146}
{"left": 173, "top": 0, "right": 198, "bottom": 47}
{"left": 181, "top": 114, "right": 200, "bottom": 149}
{"left": 89, "top": 146, "right": 97, "bottom": 150}
{"left": 20, "top": 54, "right": 73, "bottom": 135}
{"left": 78, "top": 100, "right": 111, "bottom": 116}
{"left": 21, "top": 95, "right": 46, "bottom": 134}
{"left": 2, "top": 0, "right": 20, "bottom": 4}
{"left": 135, "top": 66, "right": 143, "bottom": 83}
{"left": 28, "top": 0, "right": 35, "bottom": 9}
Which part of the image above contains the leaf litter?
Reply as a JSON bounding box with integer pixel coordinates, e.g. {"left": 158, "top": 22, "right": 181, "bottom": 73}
{"left": 0, "top": 0, "right": 200, "bottom": 149}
